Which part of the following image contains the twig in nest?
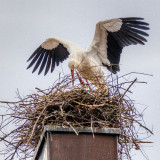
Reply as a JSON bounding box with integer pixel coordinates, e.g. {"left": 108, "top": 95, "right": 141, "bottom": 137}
{"left": 27, "top": 106, "right": 47, "bottom": 145}
{"left": 120, "top": 78, "right": 137, "bottom": 99}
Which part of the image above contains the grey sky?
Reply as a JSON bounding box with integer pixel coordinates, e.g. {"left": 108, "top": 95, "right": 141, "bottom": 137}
{"left": 0, "top": 0, "right": 160, "bottom": 159}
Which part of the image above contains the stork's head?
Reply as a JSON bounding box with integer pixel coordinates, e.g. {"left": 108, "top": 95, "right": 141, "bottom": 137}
{"left": 68, "top": 59, "right": 78, "bottom": 70}
{"left": 68, "top": 50, "right": 85, "bottom": 70}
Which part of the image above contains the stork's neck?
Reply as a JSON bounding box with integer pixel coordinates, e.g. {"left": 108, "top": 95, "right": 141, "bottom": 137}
{"left": 68, "top": 50, "right": 85, "bottom": 70}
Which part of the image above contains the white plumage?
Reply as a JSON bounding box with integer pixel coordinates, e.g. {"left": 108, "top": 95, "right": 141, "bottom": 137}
{"left": 27, "top": 17, "right": 149, "bottom": 88}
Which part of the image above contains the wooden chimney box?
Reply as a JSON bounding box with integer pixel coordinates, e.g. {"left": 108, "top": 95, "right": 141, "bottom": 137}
{"left": 33, "top": 125, "right": 120, "bottom": 160}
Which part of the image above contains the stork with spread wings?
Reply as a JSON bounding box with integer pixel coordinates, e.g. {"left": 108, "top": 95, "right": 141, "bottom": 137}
{"left": 27, "top": 17, "right": 149, "bottom": 89}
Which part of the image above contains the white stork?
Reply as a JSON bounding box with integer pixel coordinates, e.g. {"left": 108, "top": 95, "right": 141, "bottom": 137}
{"left": 27, "top": 17, "right": 149, "bottom": 89}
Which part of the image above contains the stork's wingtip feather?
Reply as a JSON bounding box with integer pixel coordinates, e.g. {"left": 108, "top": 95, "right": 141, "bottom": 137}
{"left": 44, "top": 70, "right": 48, "bottom": 76}
{"left": 27, "top": 57, "right": 33, "bottom": 62}
{"left": 38, "top": 71, "right": 41, "bottom": 75}
{"left": 26, "top": 65, "right": 32, "bottom": 70}
{"left": 145, "top": 33, "right": 149, "bottom": 36}
{"left": 120, "top": 17, "right": 144, "bottom": 21}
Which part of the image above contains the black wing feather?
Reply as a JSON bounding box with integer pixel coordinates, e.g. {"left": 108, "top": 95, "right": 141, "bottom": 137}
{"left": 111, "top": 33, "right": 125, "bottom": 47}
{"left": 106, "top": 17, "right": 149, "bottom": 74}
{"left": 123, "top": 27, "right": 147, "bottom": 42}
{"left": 116, "top": 32, "right": 131, "bottom": 46}
{"left": 27, "top": 43, "right": 70, "bottom": 75}
{"left": 54, "top": 48, "right": 60, "bottom": 66}
{"left": 57, "top": 44, "right": 64, "bottom": 62}
{"left": 51, "top": 50, "right": 56, "bottom": 73}
{"left": 27, "top": 46, "right": 42, "bottom": 62}
{"left": 38, "top": 52, "right": 48, "bottom": 75}
{"left": 27, "top": 50, "right": 42, "bottom": 69}
{"left": 56, "top": 47, "right": 62, "bottom": 65}
{"left": 32, "top": 50, "right": 45, "bottom": 73}
{"left": 126, "top": 27, "right": 149, "bottom": 36}
{"left": 106, "top": 33, "right": 122, "bottom": 73}
{"left": 44, "top": 51, "right": 52, "bottom": 75}
{"left": 120, "top": 17, "right": 144, "bottom": 21}
{"left": 127, "top": 24, "right": 149, "bottom": 30}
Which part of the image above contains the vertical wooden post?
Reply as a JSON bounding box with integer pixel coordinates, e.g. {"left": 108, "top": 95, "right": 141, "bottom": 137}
{"left": 33, "top": 125, "right": 120, "bottom": 160}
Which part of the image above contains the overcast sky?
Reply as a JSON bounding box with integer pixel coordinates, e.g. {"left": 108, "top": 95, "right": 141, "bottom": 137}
{"left": 0, "top": 0, "right": 160, "bottom": 159}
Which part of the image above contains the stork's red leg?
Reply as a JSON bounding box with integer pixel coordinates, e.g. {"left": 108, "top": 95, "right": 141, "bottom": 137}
{"left": 59, "top": 72, "right": 61, "bottom": 82}
{"left": 96, "top": 76, "right": 102, "bottom": 88}
{"left": 76, "top": 71, "right": 84, "bottom": 84}
{"left": 76, "top": 71, "right": 92, "bottom": 90}
{"left": 71, "top": 69, "right": 74, "bottom": 86}
{"left": 85, "top": 79, "right": 92, "bottom": 90}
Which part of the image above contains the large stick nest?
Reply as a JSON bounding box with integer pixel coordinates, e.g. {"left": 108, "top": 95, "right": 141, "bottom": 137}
{"left": 0, "top": 73, "right": 153, "bottom": 160}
